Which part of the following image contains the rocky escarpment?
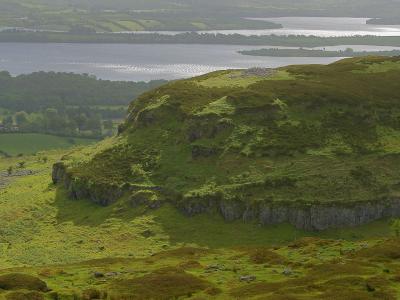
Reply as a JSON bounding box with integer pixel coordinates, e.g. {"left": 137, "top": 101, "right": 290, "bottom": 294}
{"left": 53, "top": 162, "right": 400, "bottom": 231}
{"left": 176, "top": 193, "right": 400, "bottom": 231}
{"left": 52, "top": 162, "right": 125, "bottom": 206}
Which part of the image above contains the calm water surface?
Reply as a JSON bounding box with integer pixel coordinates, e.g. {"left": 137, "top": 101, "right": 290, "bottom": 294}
{"left": 0, "top": 43, "right": 347, "bottom": 81}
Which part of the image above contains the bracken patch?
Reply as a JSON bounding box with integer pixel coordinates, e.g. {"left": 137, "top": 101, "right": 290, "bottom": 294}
{"left": 108, "top": 267, "right": 212, "bottom": 300}
{"left": 0, "top": 273, "right": 48, "bottom": 291}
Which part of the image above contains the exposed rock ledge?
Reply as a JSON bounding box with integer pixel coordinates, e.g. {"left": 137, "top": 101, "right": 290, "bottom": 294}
{"left": 52, "top": 162, "right": 400, "bottom": 231}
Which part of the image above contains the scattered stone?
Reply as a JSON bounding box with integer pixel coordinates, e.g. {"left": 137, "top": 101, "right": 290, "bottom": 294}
{"left": 93, "top": 272, "right": 104, "bottom": 278}
{"left": 141, "top": 230, "right": 155, "bottom": 238}
{"left": 243, "top": 68, "right": 277, "bottom": 77}
{"left": 205, "top": 264, "right": 225, "bottom": 273}
{"left": 282, "top": 267, "right": 293, "bottom": 276}
{"left": 240, "top": 275, "right": 256, "bottom": 282}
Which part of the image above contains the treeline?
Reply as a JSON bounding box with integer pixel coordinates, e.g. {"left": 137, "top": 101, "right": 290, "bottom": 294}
{"left": 0, "top": 71, "right": 167, "bottom": 138}
{"left": 1, "top": 108, "right": 105, "bottom": 137}
{"left": 239, "top": 48, "right": 400, "bottom": 57}
{"left": 0, "top": 71, "right": 166, "bottom": 112}
{"left": 2, "top": 31, "right": 400, "bottom": 47}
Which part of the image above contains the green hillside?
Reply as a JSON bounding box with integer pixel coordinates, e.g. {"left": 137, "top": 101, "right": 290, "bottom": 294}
{"left": 3, "top": 0, "right": 400, "bottom": 34}
{"left": 54, "top": 56, "right": 400, "bottom": 230}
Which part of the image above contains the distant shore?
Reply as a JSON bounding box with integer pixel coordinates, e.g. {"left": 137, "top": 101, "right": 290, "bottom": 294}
{"left": 1, "top": 31, "right": 400, "bottom": 47}
{"left": 239, "top": 48, "right": 400, "bottom": 57}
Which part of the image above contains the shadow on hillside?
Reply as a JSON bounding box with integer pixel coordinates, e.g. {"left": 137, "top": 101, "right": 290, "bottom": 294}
{"left": 53, "top": 187, "right": 143, "bottom": 227}
{"left": 52, "top": 186, "right": 302, "bottom": 247}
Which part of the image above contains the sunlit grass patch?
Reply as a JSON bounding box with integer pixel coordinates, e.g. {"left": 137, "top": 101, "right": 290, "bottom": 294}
{"left": 354, "top": 60, "right": 400, "bottom": 73}
{"left": 196, "top": 69, "right": 295, "bottom": 88}
{"left": 195, "top": 96, "right": 235, "bottom": 116}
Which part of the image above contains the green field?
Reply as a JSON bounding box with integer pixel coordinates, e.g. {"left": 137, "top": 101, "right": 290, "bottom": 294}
{"left": 0, "top": 133, "right": 96, "bottom": 156}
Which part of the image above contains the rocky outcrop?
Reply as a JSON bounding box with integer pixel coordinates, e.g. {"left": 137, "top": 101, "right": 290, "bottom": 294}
{"left": 177, "top": 197, "right": 400, "bottom": 231}
{"left": 255, "top": 200, "right": 400, "bottom": 231}
{"left": 53, "top": 162, "right": 400, "bottom": 231}
{"left": 52, "top": 162, "right": 126, "bottom": 206}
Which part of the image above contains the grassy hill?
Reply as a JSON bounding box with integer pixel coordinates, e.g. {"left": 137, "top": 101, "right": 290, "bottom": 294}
{"left": 53, "top": 56, "right": 400, "bottom": 231}
{"left": 3, "top": 0, "right": 400, "bottom": 34}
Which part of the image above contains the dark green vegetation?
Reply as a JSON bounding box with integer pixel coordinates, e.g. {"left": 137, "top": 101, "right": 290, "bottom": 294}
{"left": 239, "top": 47, "right": 400, "bottom": 57}
{"left": 0, "top": 71, "right": 166, "bottom": 139}
{"left": 3, "top": 31, "right": 400, "bottom": 47}
{"left": 53, "top": 57, "right": 400, "bottom": 231}
{"left": 1, "top": 151, "right": 400, "bottom": 298}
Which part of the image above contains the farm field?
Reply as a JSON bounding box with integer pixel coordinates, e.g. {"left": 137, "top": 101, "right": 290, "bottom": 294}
{"left": 0, "top": 133, "right": 96, "bottom": 156}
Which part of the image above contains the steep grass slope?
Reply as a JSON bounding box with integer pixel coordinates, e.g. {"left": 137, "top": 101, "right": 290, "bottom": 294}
{"left": 54, "top": 57, "right": 400, "bottom": 230}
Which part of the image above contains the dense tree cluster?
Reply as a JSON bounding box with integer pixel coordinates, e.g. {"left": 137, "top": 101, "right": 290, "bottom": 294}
{"left": 0, "top": 71, "right": 166, "bottom": 138}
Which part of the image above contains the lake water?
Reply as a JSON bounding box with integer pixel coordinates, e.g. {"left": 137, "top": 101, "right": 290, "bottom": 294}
{"left": 120, "top": 17, "right": 400, "bottom": 37}
{"left": 0, "top": 43, "right": 399, "bottom": 81}
{"left": 1, "top": 17, "right": 400, "bottom": 81}
{"left": 0, "top": 43, "right": 357, "bottom": 81}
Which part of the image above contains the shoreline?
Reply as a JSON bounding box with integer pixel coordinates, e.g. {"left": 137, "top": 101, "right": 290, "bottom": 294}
{"left": 1, "top": 32, "right": 400, "bottom": 47}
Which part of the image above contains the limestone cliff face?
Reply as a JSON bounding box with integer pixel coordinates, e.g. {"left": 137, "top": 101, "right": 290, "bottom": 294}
{"left": 178, "top": 195, "right": 400, "bottom": 231}
{"left": 52, "top": 162, "right": 125, "bottom": 206}
{"left": 53, "top": 162, "right": 400, "bottom": 231}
